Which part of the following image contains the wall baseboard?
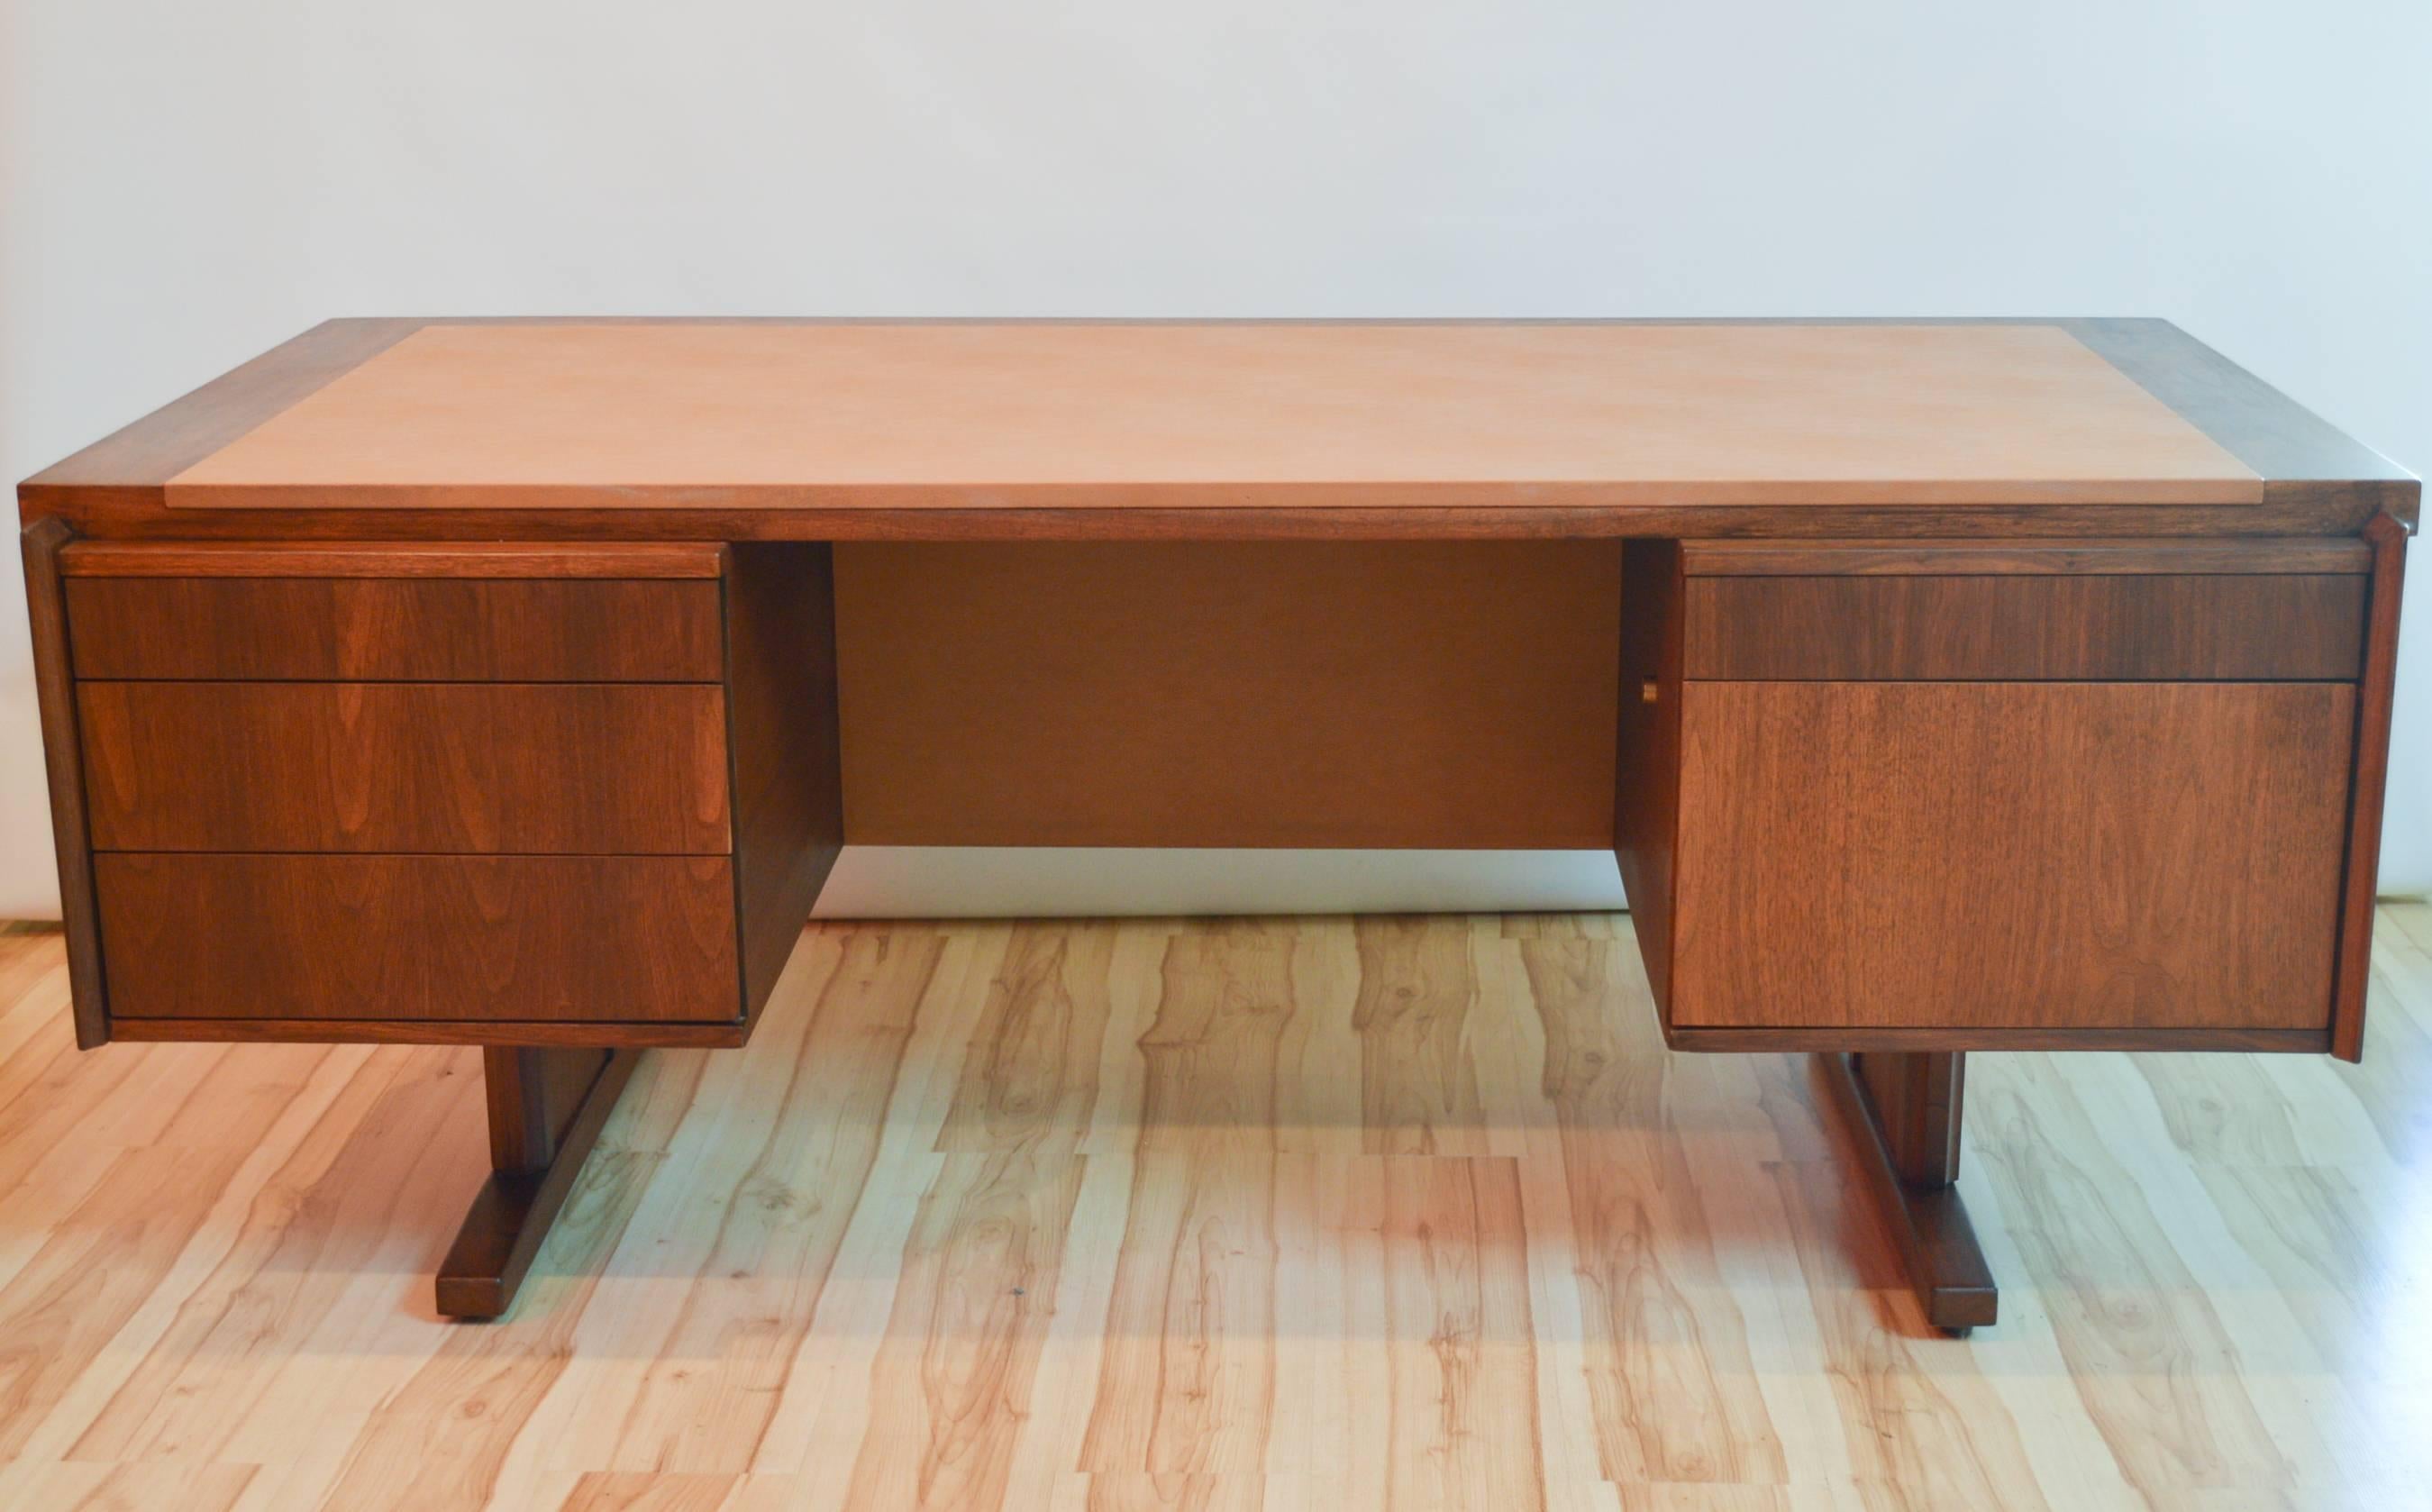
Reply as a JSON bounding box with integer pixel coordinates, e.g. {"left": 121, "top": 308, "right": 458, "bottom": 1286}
{"left": 811, "top": 847, "right": 1628, "bottom": 919}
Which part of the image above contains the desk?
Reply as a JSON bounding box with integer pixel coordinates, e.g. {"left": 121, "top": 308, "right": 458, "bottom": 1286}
{"left": 18, "top": 319, "right": 2415, "bottom": 1331}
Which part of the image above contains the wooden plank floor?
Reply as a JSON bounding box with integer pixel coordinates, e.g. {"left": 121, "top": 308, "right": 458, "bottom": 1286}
{"left": 0, "top": 907, "right": 2427, "bottom": 1511}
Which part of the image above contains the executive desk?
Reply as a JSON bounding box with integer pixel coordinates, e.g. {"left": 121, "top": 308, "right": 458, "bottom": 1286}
{"left": 17, "top": 320, "right": 2415, "bottom": 1332}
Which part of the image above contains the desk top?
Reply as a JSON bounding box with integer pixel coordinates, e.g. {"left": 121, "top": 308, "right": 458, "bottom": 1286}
{"left": 22, "top": 319, "right": 2417, "bottom": 540}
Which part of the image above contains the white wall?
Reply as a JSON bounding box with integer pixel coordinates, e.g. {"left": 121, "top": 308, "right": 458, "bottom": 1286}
{"left": 5, "top": 0, "right": 2428, "bottom": 917}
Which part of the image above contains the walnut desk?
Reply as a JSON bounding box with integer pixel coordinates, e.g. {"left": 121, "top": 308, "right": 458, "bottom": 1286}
{"left": 18, "top": 320, "right": 2415, "bottom": 1331}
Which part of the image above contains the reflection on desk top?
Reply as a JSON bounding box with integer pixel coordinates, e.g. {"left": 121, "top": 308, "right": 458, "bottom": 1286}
{"left": 19, "top": 319, "right": 2418, "bottom": 539}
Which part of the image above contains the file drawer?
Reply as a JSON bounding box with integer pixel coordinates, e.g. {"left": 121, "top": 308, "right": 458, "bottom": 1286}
{"left": 96, "top": 853, "right": 742, "bottom": 1023}
{"left": 1617, "top": 536, "right": 2381, "bottom": 1049}
{"left": 1665, "top": 680, "right": 2354, "bottom": 1034}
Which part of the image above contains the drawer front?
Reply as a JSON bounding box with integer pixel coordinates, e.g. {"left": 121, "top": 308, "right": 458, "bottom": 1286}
{"left": 1682, "top": 574, "right": 2365, "bottom": 680}
{"left": 1670, "top": 681, "right": 2352, "bottom": 1033}
{"left": 64, "top": 575, "right": 724, "bottom": 681}
{"left": 96, "top": 853, "right": 741, "bottom": 1023}
{"left": 80, "top": 681, "right": 731, "bottom": 853}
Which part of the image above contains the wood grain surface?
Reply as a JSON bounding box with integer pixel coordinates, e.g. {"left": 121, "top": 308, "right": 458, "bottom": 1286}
{"left": 1613, "top": 540, "right": 1684, "bottom": 1006}
{"left": 1857, "top": 1051, "right": 1965, "bottom": 1185}
{"left": 2332, "top": 513, "right": 2410, "bottom": 1060}
{"left": 1679, "top": 536, "right": 2374, "bottom": 576}
{"left": 93, "top": 853, "right": 741, "bottom": 1023}
{"left": 724, "top": 542, "right": 845, "bottom": 1025}
{"left": 78, "top": 681, "right": 732, "bottom": 853}
{"left": 27, "top": 495, "right": 2407, "bottom": 545}
{"left": 57, "top": 540, "right": 725, "bottom": 578}
{"left": 18, "top": 317, "right": 424, "bottom": 514}
{"left": 158, "top": 322, "right": 2261, "bottom": 511}
{"left": 834, "top": 541, "right": 1619, "bottom": 848}
{"left": 438, "top": 1047, "right": 635, "bottom": 1319}
{"left": 2060, "top": 316, "right": 2419, "bottom": 514}
{"left": 64, "top": 576, "right": 725, "bottom": 681}
{"left": 102, "top": 1015, "right": 753, "bottom": 1049}
{"left": 2, "top": 906, "right": 2427, "bottom": 1507}
{"left": 17, "top": 523, "right": 106, "bottom": 1047}
{"left": 1671, "top": 681, "right": 2355, "bottom": 1032}
{"left": 25, "top": 321, "right": 2413, "bottom": 541}
{"left": 1829, "top": 1052, "right": 1999, "bottom": 1331}
{"left": 1681, "top": 572, "right": 2366, "bottom": 680}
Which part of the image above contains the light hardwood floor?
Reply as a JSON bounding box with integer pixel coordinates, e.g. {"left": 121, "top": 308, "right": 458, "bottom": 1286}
{"left": 0, "top": 907, "right": 2427, "bottom": 1511}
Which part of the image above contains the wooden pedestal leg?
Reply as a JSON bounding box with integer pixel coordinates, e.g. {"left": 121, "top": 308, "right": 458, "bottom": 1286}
{"left": 435, "top": 1045, "right": 641, "bottom": 1320}
{"left": 1820, "top": 1050, "right": 1999, "bottom": 1334}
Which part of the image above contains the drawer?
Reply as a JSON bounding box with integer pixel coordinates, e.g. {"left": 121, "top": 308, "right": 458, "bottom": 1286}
{"left": 96, "top": 853, "right": 742, "bottom": 1023}
{"left": 79, "top": 681, "right": 731, "bottom": 852}
{"left": 1681, "top": 573, "right": 2366, "bottom": 680}
{"left": 1666, "top": 681, "right": 2353, "bottom": 1034}
{"left": 63, "top": 574, "right": 724, "bottom": 681}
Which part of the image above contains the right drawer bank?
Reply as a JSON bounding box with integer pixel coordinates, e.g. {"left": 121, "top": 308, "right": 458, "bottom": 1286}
{"left": 1617, "top": 536, "right": 2384, "bottom": 1050}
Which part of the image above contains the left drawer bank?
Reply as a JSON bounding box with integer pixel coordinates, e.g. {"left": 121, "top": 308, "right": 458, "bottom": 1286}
{"left": 23, "top": 534, "right": 842, "bottom": 1047}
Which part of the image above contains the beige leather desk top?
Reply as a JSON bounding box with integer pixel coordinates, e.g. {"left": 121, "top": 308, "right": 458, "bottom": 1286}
{"left": 160, "top": 322, "right": 2263, "bottom": 511}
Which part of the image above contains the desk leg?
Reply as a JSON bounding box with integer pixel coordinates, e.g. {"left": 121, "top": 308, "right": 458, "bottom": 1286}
{"left": 1820, "top": 1051, "right": 1999, "bottom": 1334}
{"left": 436, "top": 1045, "right": 641, "bottom": 1320}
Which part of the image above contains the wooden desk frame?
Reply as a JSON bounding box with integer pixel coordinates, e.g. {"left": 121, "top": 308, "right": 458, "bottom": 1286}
{"left": 18, "top": 319, "right": 2417, "bottom": 1334}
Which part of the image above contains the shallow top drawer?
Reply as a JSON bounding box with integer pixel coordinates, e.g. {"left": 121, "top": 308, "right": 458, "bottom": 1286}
{"left": 59, "top": 542, "right": 724, "bottom": 681}
{"left": 1679, "top": 540, "right": 2369, "bottom": 682}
